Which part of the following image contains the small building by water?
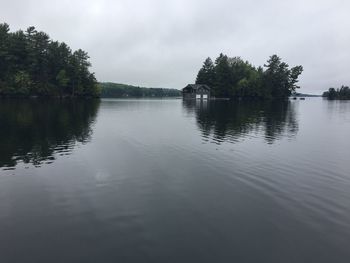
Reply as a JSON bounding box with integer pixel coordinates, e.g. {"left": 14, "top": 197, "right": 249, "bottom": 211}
{"left": 182, "top": 84, "right": 211, "bottom": 100}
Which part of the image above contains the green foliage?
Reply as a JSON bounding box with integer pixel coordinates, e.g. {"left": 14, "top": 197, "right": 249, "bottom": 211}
{"left": 56, "top": 69, "right": 69, "bottom": 95}
{"left": 0, "top": 23, "right": 99, "bottom": 97}
{"left": 14, "top": 71, "right": 31, "bottom": 95}
{"left": 214, "top": 54, "right": 232, "bottom": 97}
{"left": 195, "top": 54, "right": 303, "bottom": 99}
{"left": 100, "top": 82, "right": 181, "bottom": 98}
{"left": 263, "top": 55, "right": 303, "bottom": 98}
{"left": 323, "top": 86, "right": 350, "bottom": 100}
{"left": 196, "top": 57, "right": 215, "bottom": 88}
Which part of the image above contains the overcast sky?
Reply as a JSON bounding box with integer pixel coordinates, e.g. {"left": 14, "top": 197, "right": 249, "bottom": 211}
{"left": 1, "top": 0, "right": 349, "bottom": 93}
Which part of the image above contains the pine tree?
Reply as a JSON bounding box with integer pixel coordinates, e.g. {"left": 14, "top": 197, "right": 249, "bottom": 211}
{"left": 195, "top": 57, "right": 215, "bottom": 88}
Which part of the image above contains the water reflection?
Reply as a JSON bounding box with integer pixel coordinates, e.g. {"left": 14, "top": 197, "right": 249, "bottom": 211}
{"left": 183, "top": 100, "right": 298, "bottom": 144}
{"left": 0, "top": 99, "right": 100, "bottom": 169}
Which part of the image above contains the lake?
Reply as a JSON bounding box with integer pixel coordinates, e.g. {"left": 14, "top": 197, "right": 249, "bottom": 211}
{"left": 0, "top": 98, "right": 349, "bottom": 263}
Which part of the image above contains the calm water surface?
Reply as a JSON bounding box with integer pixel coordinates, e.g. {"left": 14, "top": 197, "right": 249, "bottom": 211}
{"left": 0, "top": 98, "right": 349, "bottom": 263}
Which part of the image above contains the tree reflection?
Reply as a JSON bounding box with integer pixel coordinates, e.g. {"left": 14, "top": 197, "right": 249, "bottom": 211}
{"left": 0, "top": 99, "right": 100, "bottom": 169}
{"left": 183, "top": 100, "right": 298, "bottom": 144}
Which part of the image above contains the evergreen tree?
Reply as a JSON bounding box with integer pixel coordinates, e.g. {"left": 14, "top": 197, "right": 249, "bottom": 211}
{"left": 0, "top": 23, "right": 10, "bottom": 82}
{"left": 263, "top": 55, "right": 303, "bottom": 98}
{"left": 214, "top": 53, "right": 232, "bottom": 97}
{"left": 196, "top": 57, "right": 215, "bottom": 88}
{"left": 56, "top": 69, "right": 69, "bottom": 97}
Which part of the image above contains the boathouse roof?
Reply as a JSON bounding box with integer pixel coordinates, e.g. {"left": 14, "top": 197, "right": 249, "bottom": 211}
{"left": 183, "top": 84, "right": 210, "bottom": 91}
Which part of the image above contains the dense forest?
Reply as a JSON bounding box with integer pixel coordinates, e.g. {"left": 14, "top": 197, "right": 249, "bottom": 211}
{"left": 0, "top": 23, "right": 100, "bottom": 97}
{"left": 100, "top": 82, "right": 181, "bottom": 97}
{"left": 195, "top": 54, "right": 303, "bottom": 99}
{"left": 322, "top": 86, "right": 350, "bottom": 100}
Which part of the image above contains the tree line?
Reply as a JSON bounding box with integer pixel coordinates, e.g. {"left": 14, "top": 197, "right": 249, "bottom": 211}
{"left": 100, "top": 82, "right": 181, "bottom": 97}
{"left": 195, "top": 54, "right": 303, "bottom": 99}
{"left": 0, "top": 23, "right": 100, "bottom": 97}
{"left": 322, "top": 86, "right": 350, "bottom": 100}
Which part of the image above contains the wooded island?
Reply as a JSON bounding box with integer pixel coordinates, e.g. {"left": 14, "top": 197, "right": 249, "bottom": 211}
{"left": 322, "top": 86, "right": 350, "bottom": 100}
{"left": 195, "top": 54, "right": 303, "bottom": 99}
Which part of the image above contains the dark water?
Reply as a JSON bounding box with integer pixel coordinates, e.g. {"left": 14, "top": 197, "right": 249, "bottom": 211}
{"left": 0, "top": 98, "right": 350, "bottom": 263}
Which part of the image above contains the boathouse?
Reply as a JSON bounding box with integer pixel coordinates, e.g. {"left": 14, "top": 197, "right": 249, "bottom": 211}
{"left": 182, "top": 84, "right": 211, "bottom": 100}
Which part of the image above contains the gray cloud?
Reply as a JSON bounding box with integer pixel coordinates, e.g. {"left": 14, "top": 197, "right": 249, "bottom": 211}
{"left": 1, "top": 0, "right": 349, "bottom": 93}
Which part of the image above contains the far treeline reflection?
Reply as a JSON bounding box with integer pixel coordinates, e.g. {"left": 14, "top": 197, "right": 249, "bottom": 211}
{"left": 183, "top": 100, "right": 298, "bottom": 144}
{"left": 0, "top": 99, "right": 100, "bottom": 169}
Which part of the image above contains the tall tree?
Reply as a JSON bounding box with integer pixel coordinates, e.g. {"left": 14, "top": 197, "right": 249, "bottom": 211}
{"left": 196, "top": 57, "right": 215, "bottom": 88}
{"left": 263, "top": 55, "right": 303, "bottom": 98}
{"left": 0, "top": 23, "right": 10, "bottom": 82}
{"left": 214, "top": 53, "right": 232, "bottom": 97}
